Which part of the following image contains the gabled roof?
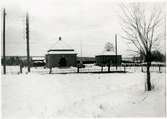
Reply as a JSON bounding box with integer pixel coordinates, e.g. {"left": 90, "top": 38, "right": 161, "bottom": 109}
{"left": 49, "top": 38, "right": 73, "bottom": 51}
{"left": 47, "top": 37, "right": 77, "bottom": 54}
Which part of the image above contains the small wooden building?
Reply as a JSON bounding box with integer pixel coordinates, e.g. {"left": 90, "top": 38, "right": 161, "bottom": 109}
{"left": 95, "top": 42, "right": 121, "bottom": 66}
{"left": 46, "top": 37, "right": 77, "bottom": 68}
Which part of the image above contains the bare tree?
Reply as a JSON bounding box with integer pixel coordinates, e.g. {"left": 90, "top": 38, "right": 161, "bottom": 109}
{"left": 120, "top": 3, "right": 164, "bottom": 91}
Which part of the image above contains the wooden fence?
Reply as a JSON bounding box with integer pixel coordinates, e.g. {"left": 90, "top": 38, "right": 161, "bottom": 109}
{"left": 2, "top": 64, "right": 165, "bottom": 74}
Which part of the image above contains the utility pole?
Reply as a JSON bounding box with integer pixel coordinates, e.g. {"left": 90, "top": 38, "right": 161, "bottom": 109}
{"left": 3, "top": 8, "right": 6, "bottom": 74}
{"left": 26, "top": 13, "right": 30, "bottom": 72}
{"left": 115, "top": 34, "right": 117, "bottom": 70}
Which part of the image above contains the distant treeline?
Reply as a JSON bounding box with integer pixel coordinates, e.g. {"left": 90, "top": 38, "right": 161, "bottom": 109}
{"left": 122, "top": 50, "right": 166, "bottom": 63}
{"left": 1, "top": 56, "right": 96, "bottom": 66}
{"left": 1, "top": 56, "right": 32, "bottom": 66}
{"left": 151, "top": 50, "right": 166, "bottom": 62}
{"left": 1, "top": 51, "right": 165, "bottom": 66}
{"left": 121, "top": 63, "right": 165, "bottom": 67}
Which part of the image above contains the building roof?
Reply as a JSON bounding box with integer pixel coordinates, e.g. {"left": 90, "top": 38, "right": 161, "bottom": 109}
{"left": 32, "top": 56, "right": 45, "bottom": 60}
{"left": 47, "top": 37, "right": 77, "bottom": 54}
{"left": 47, "top": 51, "right": 77, "bottom": 54}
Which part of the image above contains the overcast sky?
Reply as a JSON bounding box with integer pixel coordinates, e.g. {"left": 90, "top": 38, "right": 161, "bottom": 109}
{"left": 0, "top": 0, "right": 166, "bottom": 57}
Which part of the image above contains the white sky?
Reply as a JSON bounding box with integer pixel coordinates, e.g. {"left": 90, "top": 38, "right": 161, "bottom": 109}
{"left": 0, "top": 0, "right": 166, "bottom": 57}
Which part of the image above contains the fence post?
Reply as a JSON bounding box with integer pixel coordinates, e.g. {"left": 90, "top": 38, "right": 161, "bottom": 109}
{"left": 20, "top": 64, "right": 23, "bottom": 74}
{"left": 141, "top": 65, "right": 143, "bottom": 72}
{"left": 159, "top": 65, "right": 161, "bottom": 73}
{"left": 108, "top": 64, "right": 110, "bottom": 73}
{"left": 124, "top": 65, "right": 126, "bottom": 72}
{"left": 77, "top": 64, "right": 79, "bottom": 73}
{"left": 49, "top": 67, "right": 51, "bottom": 74}
{"left": 101, "top": 66, "right": 103, "bottom": 72}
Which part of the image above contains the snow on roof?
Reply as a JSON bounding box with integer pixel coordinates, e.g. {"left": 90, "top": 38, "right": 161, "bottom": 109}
{"left": 49, "top": 37, "right": 74, "bottom": 51}
{"left": 47, "top": 51, "right": 77, "bottom": 54}
{"left": 47, "top": 37, "right": 77, "bottom": 54}
{"left": 32, "top": 57, "right": 45, "bottom": 60}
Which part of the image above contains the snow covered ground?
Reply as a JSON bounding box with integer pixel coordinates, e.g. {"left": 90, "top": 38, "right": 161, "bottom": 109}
{"left": 1, "top": 66, "right": 166, "bottom": 118}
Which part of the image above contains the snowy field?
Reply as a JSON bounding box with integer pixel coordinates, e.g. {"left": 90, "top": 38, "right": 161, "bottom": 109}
{"left": 1, "top": 66, "right": 166, "bottom": 118}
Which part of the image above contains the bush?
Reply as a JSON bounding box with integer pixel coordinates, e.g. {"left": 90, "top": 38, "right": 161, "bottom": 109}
{"left": 151, "top": 50, "right": 166, "bottom": 62}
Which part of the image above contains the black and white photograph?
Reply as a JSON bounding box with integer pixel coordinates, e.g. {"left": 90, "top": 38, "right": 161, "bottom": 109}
{"left": 1, "top": 0, "right": 166, "bottom": 118}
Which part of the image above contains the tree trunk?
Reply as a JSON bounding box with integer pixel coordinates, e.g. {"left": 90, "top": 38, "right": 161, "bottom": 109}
{"left": 146, "top": 62, "right": 151, "bottom": 91}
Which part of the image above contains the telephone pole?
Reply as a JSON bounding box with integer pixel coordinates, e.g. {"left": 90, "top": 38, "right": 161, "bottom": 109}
{"left": 3, "top": 8, "right": 6, "bottom": 74}
{"left": 115, "top": 34, "right": 118, "bottom": 70}
{"left": 26, "top": 13, "right": 30, "bottom": 72}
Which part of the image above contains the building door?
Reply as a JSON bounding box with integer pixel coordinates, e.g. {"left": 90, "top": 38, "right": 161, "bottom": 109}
{"left": 59, "top": 57, "right": 67, "bottom": 67}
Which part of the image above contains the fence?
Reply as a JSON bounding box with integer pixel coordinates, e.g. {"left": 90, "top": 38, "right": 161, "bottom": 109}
{"left": 1, "top": 64, "right": 166, "bottom": 75}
